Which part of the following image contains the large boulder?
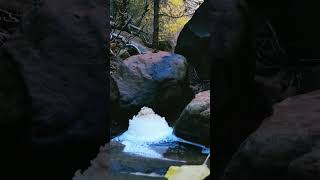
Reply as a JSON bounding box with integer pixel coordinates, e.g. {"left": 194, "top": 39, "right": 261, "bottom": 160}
{"left": 111, "top": 51, "right": 192, "bottom": 133}
{"left": 0, "top": 0, "right": 108, "bottom": 179}
{"left": 174, "top": 90, "right": 210, "bottom": 145}
{"left": 175, "top": 0, "right": 210, "bottom": 80}
{"left": 222, "top": 90, "right": 320, "bottom": 180}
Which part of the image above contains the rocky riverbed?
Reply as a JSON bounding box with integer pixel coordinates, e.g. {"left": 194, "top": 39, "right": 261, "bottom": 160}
{"left": 73, "top": 140, "right": 210, "bottom": 180}
{"left": 74, "top": 105, "right": 210, "bottom": 179}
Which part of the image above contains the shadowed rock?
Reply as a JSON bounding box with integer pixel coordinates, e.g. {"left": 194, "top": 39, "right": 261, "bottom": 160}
{"left": 175, "top": 0, "right": 210, "bottom": 80}
{"left": 223, "top": 90, "right": 320, "bottom": 180}
{"left": 174, "top": 90, "right": 210, "bottom": 145}
{"left": 1, "top": 0, "right": 108, "bottom": 179}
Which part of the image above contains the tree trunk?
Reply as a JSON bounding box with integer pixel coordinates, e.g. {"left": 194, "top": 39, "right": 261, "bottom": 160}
{"left": 152, "top": 0, "right": 160, "bottom": 49}
{"left": 119, "top": 0, "right": 129, "bottom": 28}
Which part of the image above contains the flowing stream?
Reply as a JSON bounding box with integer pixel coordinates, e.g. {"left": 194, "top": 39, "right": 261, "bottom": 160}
{"left": 111, "top": 107, "right": 210, "bottom": 178}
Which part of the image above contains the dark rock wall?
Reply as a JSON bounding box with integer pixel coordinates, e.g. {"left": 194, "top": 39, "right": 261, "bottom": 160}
{"left": 174, "top": 0, "right": 320, "bottom": 179}
{"left": 0, "top": 0, "right": 109, "bottom": 179}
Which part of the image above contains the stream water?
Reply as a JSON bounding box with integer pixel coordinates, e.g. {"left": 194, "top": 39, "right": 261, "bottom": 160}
{"left": 110, "top": 107, "right": 210, "bottom": 178}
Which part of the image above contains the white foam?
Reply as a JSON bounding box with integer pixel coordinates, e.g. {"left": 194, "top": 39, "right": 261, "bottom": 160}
{"left": 112, "top": 106, "right": 210, "bottom": 158}
{"left": 118, "top": 107, "right": 173, "bottom": 143}
{"left": 113, "top": 107, "right": 176, "bottom": 158}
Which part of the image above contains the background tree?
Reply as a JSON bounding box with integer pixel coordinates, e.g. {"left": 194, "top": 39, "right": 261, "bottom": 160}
{"left": 152, "top": 0, "right": 160, "bottom": 49}
{"left": 119, "top": 0, "right": 129, "bottom": 28}
{"left": 110, "top": 0, "right": 203, "bottom": 49}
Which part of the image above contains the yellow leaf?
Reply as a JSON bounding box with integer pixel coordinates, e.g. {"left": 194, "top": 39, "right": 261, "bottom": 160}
{"left": 165, "top": 164, "right": 210, "bottom": 180}
{"left": 165, "top": 166, "right": 180, "bottom": 178}
{"left": 169, "top": 0, "right": 184, "bottom": 6}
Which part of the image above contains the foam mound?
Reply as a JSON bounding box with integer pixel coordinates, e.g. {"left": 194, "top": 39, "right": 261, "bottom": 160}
{"left": 118, "top": 107, "right": 174, "bottom": 143}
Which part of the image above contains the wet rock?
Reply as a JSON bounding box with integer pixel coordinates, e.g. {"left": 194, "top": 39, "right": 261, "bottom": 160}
{"left": 175, "top": 0, "right": 210, "bottom": 80}
{"left": 1, "top": 0, "right": 108, "bottom": 179}
{"left": 111, "top": 51, "right": 192, "bottom": 130}
{"left": 222, "top": 90, "right": 320, "bottom": 180}
{"left": 174, "top": 90, "right": 210, "bottom": 145}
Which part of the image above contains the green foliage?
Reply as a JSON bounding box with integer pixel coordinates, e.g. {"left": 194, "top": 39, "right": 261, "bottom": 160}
{"left": 159, "top": 0, "right": 190, "bottom": 41}
{"left": 111, "top": 0, "right": 201, "bottom": 46}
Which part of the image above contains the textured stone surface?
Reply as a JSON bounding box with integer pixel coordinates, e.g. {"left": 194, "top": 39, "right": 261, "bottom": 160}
{"left": 223, "top": 90, "right": 320, "bottom": 180}
{"left": 174, "top": 90, "right": 210, "bottom": 145}
{"left": 111, "top": 51, "right": 192, "bottom": 133}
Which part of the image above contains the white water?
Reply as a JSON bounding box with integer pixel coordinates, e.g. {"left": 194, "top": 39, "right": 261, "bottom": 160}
{"left": 128, "top": 172, "right": 163, "bottom": 177}
{"left": 117, "top": 107, "right": 174, "bottom": 143}
{"left": 112, "top": 107, "right": 210, "bottom": 159}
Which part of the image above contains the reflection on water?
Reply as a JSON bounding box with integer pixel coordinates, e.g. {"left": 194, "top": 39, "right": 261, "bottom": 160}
{"left": 112, "top": 106, "right": 209, "bottom": 160}
{"left": 113, "top": 133, "right": 210, "bottom": 162}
